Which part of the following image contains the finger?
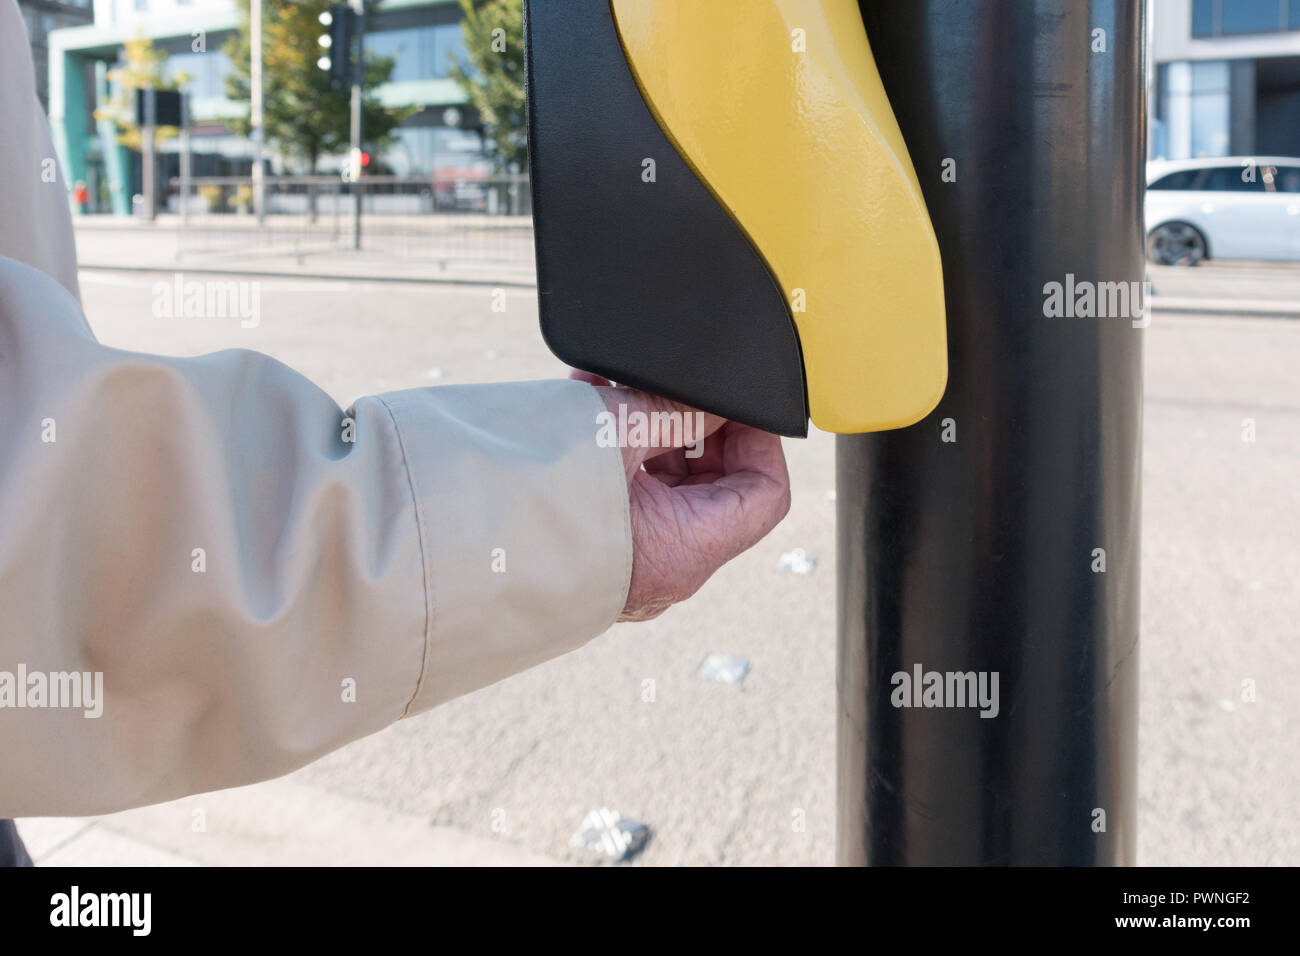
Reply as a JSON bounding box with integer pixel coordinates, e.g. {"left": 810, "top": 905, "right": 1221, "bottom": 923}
{"left": 644, "top": 447, "right": 690, "bottom": 485}
{"left": 676, "top": 469, "right": 726, "bottom": 486}
{"left": 626, "top": 391, "right": 727, "bottom": 459}
{"left": 646, "top": 429, "right": 727, "bottom": 481}
{"left": 721, "top": 422, "right": 789, "bottom": 483}
{"left": 710, "top": 426, "right": 791, "bottom": 544}
{"left": 645, "top": 455, "right": 725, "bottom": 487}
{"left": 568, "top": 368, "right": 613, "bottom": 388}
{"left": 681, "top": 423, "right": 728, "bottom": 475}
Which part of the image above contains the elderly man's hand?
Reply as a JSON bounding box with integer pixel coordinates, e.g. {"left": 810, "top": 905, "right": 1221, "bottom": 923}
{"left": 570, "top": 371, "right": 792, "bottom": 622}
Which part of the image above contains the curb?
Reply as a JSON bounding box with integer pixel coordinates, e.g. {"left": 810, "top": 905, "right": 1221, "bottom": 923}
{"left": 78, "top": 263, "right": 538, "bottom": 290}
{"left": 1152, "top": 297, "right": 1300, "bottom": 319}
{"left": 75, "top": 268, "right": 1297, "bottom": 317}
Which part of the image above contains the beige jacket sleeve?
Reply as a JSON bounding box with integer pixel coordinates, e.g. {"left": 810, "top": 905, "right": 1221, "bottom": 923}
{"left": 0, "top": 3, "right": 632, "bottom": 817}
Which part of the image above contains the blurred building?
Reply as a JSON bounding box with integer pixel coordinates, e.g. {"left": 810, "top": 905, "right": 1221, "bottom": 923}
{"left": 17, "top": 0, "right": 94, "bottom": 111}
{"left": 47, "top": 0, "right": 489, "bottom": 214}
{"left": 1150, "top": 0, "right": 1300, "bottom": 159}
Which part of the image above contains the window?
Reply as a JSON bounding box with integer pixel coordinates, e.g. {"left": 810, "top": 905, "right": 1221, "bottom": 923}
{"left": 1191, "top": 0, "right": 1295, "bottom": 37}
{"left": 1149, "top": 169, "right": 1204, "bottom": 190}
{"left": 1186, "top": 60, "right": 1230, "bottom": 157}
{"left": 1201, "top": 166, "right": 1266, "bottom": 191}
{"left": 1151, "top": 165, "right": 1288, "bottom": 192}
{"left": 365, "top": 24, "right": 470, "bottom": 82}
{"left": 1274, "top": 166, "right": 1300, "bottom": 193}
{"left": 1192, "top": 0, "right": 1215, "bottom": 36}
{"left": 384, "top": 125, "right": 487, "bottom": 177}
{"left": 163, "top": 51, "right": 233, "bottom": 101}
{"left": 1222, "top": 0, "right": 1283, "bottom": 34}
{"left": 433, "top": 23, "right": 470, "bottom": 78}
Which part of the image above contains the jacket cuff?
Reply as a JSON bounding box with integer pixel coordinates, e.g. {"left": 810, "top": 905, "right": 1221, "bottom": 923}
{"left": 376, "top": 379, "right": 631, "bottom": 713}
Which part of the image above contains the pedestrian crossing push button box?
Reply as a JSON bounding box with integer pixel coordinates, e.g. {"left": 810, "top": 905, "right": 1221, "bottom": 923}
{"left": 525, "top": 0, "right": 947, "bottom": 437}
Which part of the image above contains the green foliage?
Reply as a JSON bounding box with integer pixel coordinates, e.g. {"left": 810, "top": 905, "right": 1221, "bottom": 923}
{"left": 448, "top": 0, "right": 526, "bottom": 171}
{"left": 197, "top": 184, "right": 223, "bottom": 210}
{"left": 94, "top": 32, "right": 188, "bottom": 150}
{"left": 224, "top": 0, "right": 417, "bottom": 173}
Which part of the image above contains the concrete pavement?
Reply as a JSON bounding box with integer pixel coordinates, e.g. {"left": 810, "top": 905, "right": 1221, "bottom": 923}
{"left": 20, "top": 776, "right": 564, "bottom": 866}
{"left": 15, "top": 247, "right": 1300, "bottom": 866}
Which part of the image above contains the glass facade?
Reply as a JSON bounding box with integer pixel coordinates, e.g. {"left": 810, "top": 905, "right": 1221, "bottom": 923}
{"left": 1189, "top": 60, "right": 1230, "bottom": 156}
{"left": 386, "top": 125, "right": 488, "bottom": 177}
{"left": 17, "top": 0, "right": 94, "bottom": 110}
{"left": 97, "top": 21, "right": 484, "bottom": 176}
{"left": 1192, "top": 0, "right": 1300, "bottom": 37}
{"left": 163, "top": 50, "right": 234, "bottom": 101}
{"left": 1192, "top": 0, "right": 1215, "bottom": 36}
{"left": 49, "top": 1, "right": 495, "bottom": 212}
{"left": 365, "top": 23, "right": 469, "bottom": 82}
{"left": 1223, "top": 0, "right": 1285, "bottom": 34}
{"left": 1157, "top": 60, "right": 1231, "bottom": 158}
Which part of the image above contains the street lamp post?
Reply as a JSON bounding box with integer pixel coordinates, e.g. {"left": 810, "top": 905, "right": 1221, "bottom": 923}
{"left": 350, "top": 0, "right": 366, "bottom": 251}
{"left": 251, "top": 0, "right": 265, "bottom": 225}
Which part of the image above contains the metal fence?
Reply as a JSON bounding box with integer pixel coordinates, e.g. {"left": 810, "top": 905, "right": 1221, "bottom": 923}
{"left": 169, "top": 175, "right": 535, "bottom": 271}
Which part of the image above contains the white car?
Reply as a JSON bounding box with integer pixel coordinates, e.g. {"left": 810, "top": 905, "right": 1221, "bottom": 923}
{"left": 1145, "top": 156, "right": 1300, "bottom": 265}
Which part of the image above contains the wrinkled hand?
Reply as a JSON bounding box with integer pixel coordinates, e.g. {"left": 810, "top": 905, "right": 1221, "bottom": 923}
{"left": 571, "top": 370, "right": 791, "bottom": 622}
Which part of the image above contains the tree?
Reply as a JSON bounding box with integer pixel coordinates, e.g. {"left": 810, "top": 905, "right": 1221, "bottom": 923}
{"left": 94, "top": 31, "right": 188, "bottom": 150}
{"left": 224, "top": 0, "right": 416, "bottom": 174}
{"left": 448, "top": 0, "right": 526, "bottom": 172}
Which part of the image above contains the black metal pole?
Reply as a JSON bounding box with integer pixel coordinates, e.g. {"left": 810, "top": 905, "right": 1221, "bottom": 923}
{"left": 837, "top": 0, "right": 1144, "bottom": 865}
{"left": 351, "top": 0, "right": 367, "bottom": 250}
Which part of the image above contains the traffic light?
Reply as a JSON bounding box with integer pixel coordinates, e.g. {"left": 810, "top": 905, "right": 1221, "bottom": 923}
{"left": 134, "top": 88, "right": 184, "bottom": 129}
{"left": 317, "top": 5, "right": 355, "bottom": 83}
{"left": 342, "top": 148, "right": 370, "bottom": 181}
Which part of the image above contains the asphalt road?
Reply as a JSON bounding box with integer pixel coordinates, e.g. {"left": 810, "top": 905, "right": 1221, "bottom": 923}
{"left": 74, "top": 263, "right": 1299, "bottom": 865}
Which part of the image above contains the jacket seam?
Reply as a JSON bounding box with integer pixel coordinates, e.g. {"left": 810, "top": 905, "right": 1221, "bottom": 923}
{"left": 375, "top": 395, "right": 434, "bottom": 717}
